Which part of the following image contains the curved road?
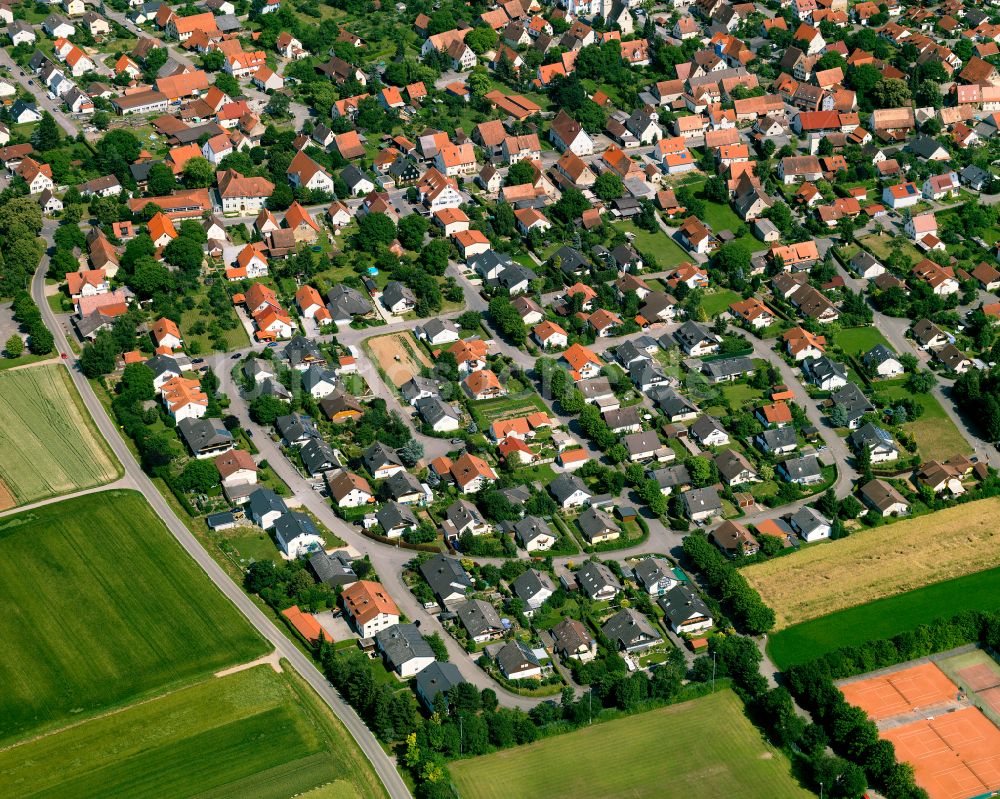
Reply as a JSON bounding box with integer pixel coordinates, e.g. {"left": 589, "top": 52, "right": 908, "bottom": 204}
{"left": 29, "top": 245, "right": 412, "bottom": 799}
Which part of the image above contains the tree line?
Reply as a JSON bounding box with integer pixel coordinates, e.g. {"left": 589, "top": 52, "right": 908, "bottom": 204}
{"left": 785, "top": 610, "right": 1000, "bottom": 799}
{"left": 682, "top": 533, "right": 776, "bottom": 635}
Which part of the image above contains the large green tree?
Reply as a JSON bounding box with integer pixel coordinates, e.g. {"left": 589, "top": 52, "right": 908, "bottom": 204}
{"left": 32, "top": 112, "right": 61, "bottom": 151}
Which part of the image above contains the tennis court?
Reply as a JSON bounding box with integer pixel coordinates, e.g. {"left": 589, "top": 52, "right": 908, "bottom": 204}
{"left": 940, "top": 650, "right": 1000, "bottom": 722}
{"left": 883, "top": 708, "right": 1000, "bottom": 799}
{"left": 957, "top": 664, "right": 1000, "bottom": 692}
{"left": 840, "top": 663, "right": 960, "bottom": 722}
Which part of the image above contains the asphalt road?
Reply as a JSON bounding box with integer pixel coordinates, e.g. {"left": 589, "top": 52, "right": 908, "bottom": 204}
{"left": 0, "top": 48, "right": 79, "bottom": 136}
{"left": 29, "top": 227, "right": 412, "bottom": 799}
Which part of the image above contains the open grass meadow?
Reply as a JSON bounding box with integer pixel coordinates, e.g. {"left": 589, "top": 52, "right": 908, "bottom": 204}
{"left": 767, "top": 566, "right": 1000, "bottom": 669}
{"left": 702, "top": 288, "right": 742, "bottom": 317}
{"left": 859, "top": 233, "right": 923, "bottom": 268}
{"left": 743, "top": 497, "right": 1000, "bottom": 632}
{"left": 878, "top": 379, "right": 972, "bottom": 460}
{"left": 835, "top": 326, "right": 891, "bottom": 356}
{"left": 0, "top": 666, "right": 388, "bottom": 799}
{"left": 0, "top": 365, "right": 120, "bottom": 507}
{"left": 450, "top": 690, "right": 812, "bottom": 799}
{"left": 0, "top": 491, "right": 267, "bottom": 745}
{"left": 614, "top": 220, "right": 692, "bottom": 267}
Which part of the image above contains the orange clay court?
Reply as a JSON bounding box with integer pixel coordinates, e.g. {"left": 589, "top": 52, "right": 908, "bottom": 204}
{"left": 840, "top": 663, "right": 960, "bottom": 721}
{"left": 883, "top": 708, "right": 1000, "bottom": 799}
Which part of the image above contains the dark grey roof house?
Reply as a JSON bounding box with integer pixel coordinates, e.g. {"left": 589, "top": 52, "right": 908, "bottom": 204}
{"left": 419, "top": 554, "right": 473, "bottom": 605}
{"left": 176, "top": 417, "right": 233, "bottom": 459}
{"left": 309, "top": 550, "right": 358, "bottom": 586}
{"left": 601, "top": 608, "right": 662, "bottom": 652}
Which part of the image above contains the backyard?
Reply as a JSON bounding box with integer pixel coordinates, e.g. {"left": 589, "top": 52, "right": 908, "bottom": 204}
{"left": 614, "top": 220, "right": 691, "bottom": 268}
{"left": 450, "top": 690, "right": 811, "bottom": 799}
{"left": 0, "top": 364, "right": 120, "bottom": 507}
{"left": 878, "top": 379, "right": 972, "bottom": 460}
{"left": 742, "top": 496, "right": 1000, "bottom": 632}
{"left": 702, "top": 287, "right": 742, "bottom": 317}
{"left": 834, "top": 326, "right": 891, "bottom": 356}
{"left": 471, "top": 391, "right": 551, "bottom": 425}
{"left": 0, "top": 491, "right": 267, "bottom": 745}
{"left": 859, "top": 233, "right": 923, "bottom": 268}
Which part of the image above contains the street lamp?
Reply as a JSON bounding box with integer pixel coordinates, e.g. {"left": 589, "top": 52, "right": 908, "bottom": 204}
{"left": 819, "top": 781, "right": 823, "bottom": 799}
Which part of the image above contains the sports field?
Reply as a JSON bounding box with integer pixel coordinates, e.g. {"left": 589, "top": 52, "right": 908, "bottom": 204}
{"left": 0, "top": 364, "right": 119, "bottom": 507}
{"left": 939, "top": 650, "right": 1000, "bottom": 727}
{"left": 0, "top": 665, "right": 388, "bottom": 799}
{"left": 450, "top": 690, "right": 812, "bottom": 799}
{"left": 767, "top": 566, "right": 1000, "bottom": 669}
{"left": 885, "top": 709, "right": 1000, "bottom": 799}
{"left": 743, "top": 498, "right": 1000, "bottom": 630}
{"left": 0, "top": 491, "right": 267, "bottom": 745}
{"left": 840, "top": 663, "right": 959, "bottom": 722}
{"left": 840, "top": 660, "right": 1000, "bottom": 799}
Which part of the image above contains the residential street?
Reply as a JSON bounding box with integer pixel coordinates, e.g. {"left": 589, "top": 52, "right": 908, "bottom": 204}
{"left": 28, "top": 244, "right": 414, "bottom": 799}
{"left": 0, "top": 47, "right": 79, "bottom": 136}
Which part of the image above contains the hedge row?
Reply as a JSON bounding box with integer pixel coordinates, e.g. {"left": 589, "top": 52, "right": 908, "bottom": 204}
{"left": 682, "top": 533, "right": 775, "bottom": 635}
{"left": 784, "top": 610, "right": 1000, "bottom": 799}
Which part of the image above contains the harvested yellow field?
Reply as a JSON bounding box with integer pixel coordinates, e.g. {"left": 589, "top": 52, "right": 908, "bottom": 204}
{"left": 743, "top": 498, "right": 1000, "bottom": 630}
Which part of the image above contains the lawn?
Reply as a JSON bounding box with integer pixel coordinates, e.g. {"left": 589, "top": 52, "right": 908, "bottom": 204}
{"left": 700, "top": 200, "right": 768, "bottom": 252}
{"left": 450, "top": 690, "right": 811, "bottom": 799}
{"left": 179, "top": 284, "right": 250, "bottom": 353}
{"left": 703, "top": 288, "right": 742, "bottom": 317}
{"left": 742, "top": 497, "right": 1000, "bottom": 632}
{"left": 835, "top": 326, "right": 891, "bottom": 356}
{"left": 878, "top": 379, "right": 972, "bottom": 460}
{"left": 472, "top": 391, "right": 550, "bottom": 424}
{"left": 859, "top": 233, "right": 923, "bottom": 268}
{"left": 615, "top": 220, "right": 691, "bottom": 268}
{"left": 0, "top": 491, "right": 267, "bottom": 745}
{"left": 0, "top": 364, "right": 120, "bottom": 507}
{"left": 768, "top": 566, "right": 1000, "bottom": 669}
{"left": 0, "top": 666, "right": 388, "bottom": 799}
{"left": 720, "top": 380, "right": 764, "bottom": 408}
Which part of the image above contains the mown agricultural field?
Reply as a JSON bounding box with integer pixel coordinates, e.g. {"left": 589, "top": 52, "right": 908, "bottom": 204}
{"left": 767, "top": 566, "right": 1000, "bottom": 669}
{"left": 451, "top": 690, "right": 812, "bottom": 799}
{"left": 743, "top": 498, "right": 1000, "bottom": 630}
{"left": 0, "top": 365, "right": 119, "bottom": 507}
{"left": 0, "top": 491, "right": 266, "bottom": 745}
{"left": 0, "top": 666, "right": 388, "bottom": 799}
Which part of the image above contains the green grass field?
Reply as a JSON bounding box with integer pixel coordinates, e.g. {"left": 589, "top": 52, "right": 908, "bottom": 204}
{"left": 698, "top": 198, "right": 768, "bottom": 252}
{"left": 768, "top": 566, "right": 1000, "bottom": 669}
{"left": 450, "top": 690, "right": 812, "bottom": 799}
{"left": 879, "top": 379, "right": 972, "bottom": 460}
{"left": 859, "top": 233, "right": 923, "bottom": 268}
{"left": 0, "top": 491, "right": 267, "bottom": 745}
{"left": 614, "top": 220, "right": 691, "bottom": 267}
{"left": 835, "top": 326, "right": 891, "bottom": 356}
{"left": 0, "top": 666, "right": 387, "bottom": 799}
{"left": 0, "top": 365, "right": 120, "bottom": 506}
{"left": 703, "top": 288, "right": 742, "bottom": 317}
{"left": 473, "top": 391, "right": 550, "bottom": 423}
